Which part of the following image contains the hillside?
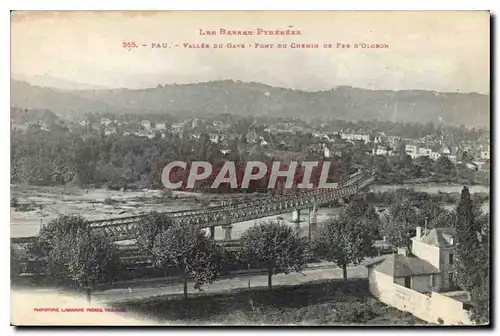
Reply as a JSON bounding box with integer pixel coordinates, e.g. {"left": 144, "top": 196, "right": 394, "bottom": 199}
{"left": 10, "top": 79, "right": 490, "bottom": 127}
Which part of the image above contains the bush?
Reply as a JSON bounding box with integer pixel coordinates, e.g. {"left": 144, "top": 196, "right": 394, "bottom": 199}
{"left": 104, "top": 197, "right": 118, "bottom": 205}
{"left": 10, "top": 196, "right": 18, "bottom": 208}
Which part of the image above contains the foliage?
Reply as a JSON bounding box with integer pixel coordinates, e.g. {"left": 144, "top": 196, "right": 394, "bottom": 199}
{"left": 239, "top": 220, "right": 308, "bottom": 290}
{"left": 379, "top": 201, "right": 419, "bottom": 251}
{"left": 66, "top": 231, "right": 121, "bottom": 290}
{"left": 468, "top": 224, "right": 490, "bottom": 325}
{"left": 454, "top": 187, "right": 490, "bottom": 324}
{"left": 11, "top": 246, "right": 24, "bottom": 277}
{"left": 136, "top": 211, "right": 174, "bottom": 254}
{"left": 313, "top": 201, "right": 376, "bottom": 279}
{"left": 152, "top": 225, "right": 223, "bottom": 299}
{"left": 11, "top": 108, "right": 489, "bottom": 190}
{"left": 29, "top": 215, "right": 120, "bottom": 290}
{"left": 434, "top": 156, "right": 455, "bottom": 178}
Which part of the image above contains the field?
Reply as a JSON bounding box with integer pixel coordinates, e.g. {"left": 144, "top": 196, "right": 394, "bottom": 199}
{"left": 110, "top": 279, "right": 427, "bottom": 326}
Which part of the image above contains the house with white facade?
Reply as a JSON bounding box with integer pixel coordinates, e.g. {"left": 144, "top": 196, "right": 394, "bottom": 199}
{"left": 480, "top": 150, "right": 490, "bottom": 160}
{"left": 366, "top": 226, "right": 473, "bottom": 325}
{"left": 104, "top": 128, "right": 117, "bottom": 136}
{"left": 405, "top": 144, "right": 419, "bottom": 159}
{"left": 373, "top": 146, "right": 391, "bottom": 156}
{"left": 441, "top": 147, "right": 451, "bottom": 156}
{"left": 339, "top": 132, "right": 371, "bottom": 144}
{"left": 430, "top": 152, "right": 441, "bottom": 161}
{"left": 100, "top": 118, "right": 112, "bottom": 126}
{"left": 209, "top": 133, "right": 220, "bottom": 143}
{"left": 323, "top": 145, "right": 331, "bottom": 158}
{"left": 141, "top": 120, "right": 151, "bottom": 130}
{"left": 155, "top": 122, "right": 166, "bottom": 130}
{"left": 418, "top": 147, "right": 432, "bottom": 157}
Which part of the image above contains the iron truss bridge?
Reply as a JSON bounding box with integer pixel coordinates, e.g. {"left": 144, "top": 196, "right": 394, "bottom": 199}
{"left": 11, "top": 169, "right": 376, "bottom": 244}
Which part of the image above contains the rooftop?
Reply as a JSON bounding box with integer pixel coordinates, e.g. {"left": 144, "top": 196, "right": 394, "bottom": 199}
{"left": 413, "top": 227, "right": 457, "bottom": 248}
{"left": 367, "top": 254, "right": 441, "bottom": 277}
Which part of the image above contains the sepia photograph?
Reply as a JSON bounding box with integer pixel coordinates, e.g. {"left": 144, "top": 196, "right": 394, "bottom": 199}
{"left": 9, "top": 10, "right": 491, "bottom": 326}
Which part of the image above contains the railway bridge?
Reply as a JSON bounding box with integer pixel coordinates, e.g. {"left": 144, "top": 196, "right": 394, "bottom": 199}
{"left": 11, "top": 168, "right": 376, "bottom": 245}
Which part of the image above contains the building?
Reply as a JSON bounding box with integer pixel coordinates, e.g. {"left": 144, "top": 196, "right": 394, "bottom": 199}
{"left": 323, "top": 145, "right": 331, "bottom": 158}
{"left": 480, "top": 151, "right": 490, "bottom": 160}
{"left": 366, "top": 226, "right": 473, "bottom": 325}
{"left": 155, "top": 123, "right": 166, "bottom": 130}
{"left": 441, "top": 147, "right": 451, "bottom": 156}
{"left": 430, "top": 152, "right": 441, "bottom": 161}
{"left": 100, "top": 118, "right": 112, "bottom": 126}
{"left": 411, "top": 227, "right": 457, "bottom": 290}
{"left": 405, "top": 144, "right": 419, "bottom": 158}
{"left": 466, "top": 162, "right": 479, "bottom": 171}
{"left": 418, "top": 147, "right": 432, "bottom": 157}
{"left": 78, "top": 118, "right": 89, "bottom": 127}
{"left": 339, "top": 132, "right": 371, "bottom": 144}
{"left": 209, "top": 133, "right": 220, "bottom": 143}
{"left": 373, "top": 146, "right": 391, "bottom": 156}
{"left": 141, "top": 120, "right": 151, "bottom": 130}
{"left": 104, "top": 128, "right": 117, "bottom": 136}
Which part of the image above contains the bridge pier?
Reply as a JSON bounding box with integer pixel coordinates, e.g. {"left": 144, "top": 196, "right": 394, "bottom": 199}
{"left": 308, "top": 208, "right": 318, "bottom": 239}
{"left": 222, "top": 225, "right": 233, "bottom": 241}
{"left": 292, "top": 209, "right": 300, "bottom": 223}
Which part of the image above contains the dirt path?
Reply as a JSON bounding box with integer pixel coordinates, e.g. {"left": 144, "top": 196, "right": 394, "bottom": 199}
{"left": 91, "top": 264, "right": 369, "bottom": 304}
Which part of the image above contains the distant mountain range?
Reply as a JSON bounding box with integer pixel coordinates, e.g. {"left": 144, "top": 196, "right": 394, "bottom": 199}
{"left": 10, "top": 78, "right": 490, "bottom": 128}
{"left": 12, "top": 74, "right": 111, "bottom": 91}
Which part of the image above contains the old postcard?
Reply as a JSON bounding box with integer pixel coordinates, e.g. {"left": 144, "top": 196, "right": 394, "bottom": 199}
{"left": 10, "top": 10, "right": 490, "bottom": 326}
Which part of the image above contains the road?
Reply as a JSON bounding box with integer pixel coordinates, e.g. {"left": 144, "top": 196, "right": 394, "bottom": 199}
{"left": 91, "top": 264, "right": 370, "bottom": 304}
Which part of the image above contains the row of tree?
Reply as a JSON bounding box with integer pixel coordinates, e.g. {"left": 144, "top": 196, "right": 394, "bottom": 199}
{"left": 13, "top": 188, "right": 489, "bottom": 324}
{"left": 18, "top": 198, "right": 380, "bottom": 301}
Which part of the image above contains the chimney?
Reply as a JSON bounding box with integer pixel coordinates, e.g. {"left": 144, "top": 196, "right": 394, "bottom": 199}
{"left": 397, "top": 247, "right": 408, "bottom": 257}
{"left": 416, "top": 226, "right": 422, "bottom": 240}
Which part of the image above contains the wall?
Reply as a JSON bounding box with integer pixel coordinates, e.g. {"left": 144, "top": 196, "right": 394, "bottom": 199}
{"left": 369, "top": 270, "right": 473, "bottom": 325}
{"left": 411, "top": 239, "right": 456, "bottom": 290}
{"left": 438, "top": 247, "right": 456, "bottom": 289}
{"left": 368, "top": 269, "right": 395, "bottom": 304}
{"left": 411, "top": 274, "right": 433, "bottom": 293}
{"left": 411, "top": 240, "right": 440, "bottom": 269}
{"left": 430, "top": 292, "right": 472, "bottom": 325}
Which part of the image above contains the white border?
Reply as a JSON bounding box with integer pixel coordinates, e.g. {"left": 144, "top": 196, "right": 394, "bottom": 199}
{"left": 2, "top": 1, "right": 498, "bottom": 335}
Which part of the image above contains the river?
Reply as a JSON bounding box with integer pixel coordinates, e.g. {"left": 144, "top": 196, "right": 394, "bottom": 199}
{"left": 10, "top": 183, "right": 489, "bottom": 239}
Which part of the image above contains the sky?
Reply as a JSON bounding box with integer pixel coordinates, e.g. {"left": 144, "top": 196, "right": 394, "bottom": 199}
{"left": 11, "top": 11, "right": 490, "bottom": 93}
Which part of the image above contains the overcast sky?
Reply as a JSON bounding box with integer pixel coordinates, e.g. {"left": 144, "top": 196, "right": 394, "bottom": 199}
{"left": 11, "top": 11, "right": 490, "bottom": 93}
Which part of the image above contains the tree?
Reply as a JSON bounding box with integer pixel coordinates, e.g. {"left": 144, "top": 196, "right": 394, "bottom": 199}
{"left": 468, "top": 225, "right": 490, "bottom": 325}
{"left": 471, "top": 216, "right": 491, "bottom": 324}
{"left": 31, "top": 215, "right": 120, "bottom": 301}
{"left": 239, "top": 220, "right": 308, "bottom": 291}
{"left": 343, "top": 198, "right": 381, "bottom": 237}
{"left": 434, "top": 156, "right": 455, "bottom": 178}
{"left": 454, "top": 186, "right": 489, "bottom": 324}
{"left": 380, "top": 201, "right": 419, "bottom": 251}
{"left": 11, "top": 246, "right": 24, "bottom": 278}
{"left": 432, "top": 210, "right": 456, "bottom": 228}
{"left": 66, "top": 231, "right": 120, "bottom": 302}
{"left": 313, "top": 210, "right": 376, "bottom": 280}
{"left": 136, "top": 212, "right": 174, "bottom": 255}
{"left": 152, "top": 225, "right": 223, "bottom": 300}
{"left": 455, "top": 187, "right": 481, "bottom": 287}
